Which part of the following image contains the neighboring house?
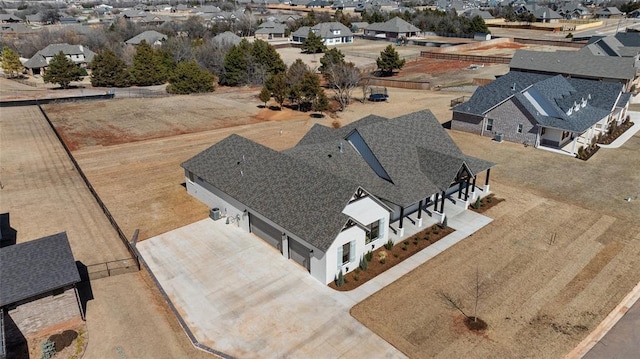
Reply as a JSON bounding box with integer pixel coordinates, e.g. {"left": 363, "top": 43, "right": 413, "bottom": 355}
{"left": 509, "top": 49, "right": 637, "bottom": 91}
{"left": 451, "top": 71, "right": 630, "bottom": 155}
{"left": 351, "top": 21, "right": 369, "bottom": 33}
{"left": 595, "top": 7, "right": 624, "bottom": 18}
{"left": 0, "top": 14, "right": 22, "bottom": 23}
{"left": 515, "top": 5, "right": 562, "bottom": 23}
{"left": 0, "top": 23, "right": 31, "bottom": 33}
{"left": 292, "top": 22, "right": 353, "bottom": 45}
{"left": 125, "top": 30, "right": 167, "bottom": 46}
{"left": 182, "top": 110, "right": 494, "bottom": 284}
{"left": 364, "top": 16, "right": 420, "bottom": 40}
{"left": 1, "top": 233, "right": 83, "bottom": 349}
{"left": 584, "top": 33, "right": 640, "bottom": 61}
{"left": 255, "top": 21, "right": 287, "bottom": 40}
{"left": 25, "top": 13, "right": 44, "bottom": 25}
{"left": 557, "top": 5, "right": 591, "bottom": 19}
{"left": 306, "top": 0, "right": 331, "bottom": 8}
{"left": 23, "top": 43, "right": 95, "bottom": 76}
{"left": 461, "top": 8, "right": 495, "bottom": 20}
{"left": 332, "top": 0, "right": 359, "bottom": 10}
{"left": 212, "top": 31, "right": 242, "bottom": 46}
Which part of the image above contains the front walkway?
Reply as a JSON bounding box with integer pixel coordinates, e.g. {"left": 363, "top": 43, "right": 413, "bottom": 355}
{"left": 137, "top": 208, "right": 492, "bottom": 358}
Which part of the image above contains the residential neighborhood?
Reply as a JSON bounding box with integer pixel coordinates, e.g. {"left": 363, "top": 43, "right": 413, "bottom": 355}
{"left": 1, "top": 0, "right": 640, "bottom": 358}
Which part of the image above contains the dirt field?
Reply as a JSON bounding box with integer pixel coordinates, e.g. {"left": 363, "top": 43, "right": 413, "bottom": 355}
{"left": 350, "top": 130, "right": 640, "bottom": 358}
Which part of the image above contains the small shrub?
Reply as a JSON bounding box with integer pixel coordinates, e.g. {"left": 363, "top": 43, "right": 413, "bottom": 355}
{"left": 413, "top": 239, "right": 418, "bottom": 245}
{"left": 379, "top": 250, "right": 387, "bottom": 263}
{"left": 355, "top": 268, "right": 360, "bottom": 274}
{"left": 404, "top": 240, "right": 409, "bottom": 245}
{"left": 359, "top": 256, "right": 368, "bottom": 271}
{"left": 41, "top": 340, "right": 56, "bottom": 359}
{"left": 473, "top": 197, "right": 481, "bottom": 209}
{"left": 402, "top": 244, "right": 408, "bottom": 251}
{"left": 565, "top": 32, "right": 573, "bottom": 38}
{"left": 424, "top": 235, "right": 430, "bottom": 241}
{"left": 441, "top": 216, "right": 448, "bottom": 229}
{"left": 354, "top": 273, "right": 359, "bottom": 281}
{"left": 434, "top": 227, "right": 440, "bottom": 235}
{"left": 394, "top": 253, "right": 399, "bottom": 258}
{"left": 365, "top": 250, "right": 373, "bottom": 262}
{"left": 336, "top": 270, "right": 345, "bottom": 287}
{"left": 331, "top": 119, "right": 341, "bottom": 128}
{"left": 380, "top": 258, "right": 386, "bottom": 264}
{"left": 384, "top": 239, "right": 394, "bottom": 250}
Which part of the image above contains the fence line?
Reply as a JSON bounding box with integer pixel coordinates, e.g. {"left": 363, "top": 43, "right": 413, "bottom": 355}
{"left": 367, "top": 77, "right": 431, "bottom": 90}
{"left": 37, "top": 104, "right": 140, "bottom": 271}
{"left": 111, "top": 87, "right": 170, "bottom": 99}
{"left": 512, "top": 37, "right": 586, "bottom": 48}
{"left": 420, "top": 51, "right": 512, "bottom": 64}
{"left": 83, "top": 258, "right": 139, "bottom": 280}
{"left": 0, "top": 93, "right": 114, "bottom": 107}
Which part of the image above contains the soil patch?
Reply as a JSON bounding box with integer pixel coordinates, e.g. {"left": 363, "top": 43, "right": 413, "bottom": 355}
{"left": 465, "top": 316, "right": 488, "bottom": 331}
{"left": 330, "top": 225, "right": 454, "bottom": 291}
{"left": 469, "top": 194, "right": 505, "bottom": 214}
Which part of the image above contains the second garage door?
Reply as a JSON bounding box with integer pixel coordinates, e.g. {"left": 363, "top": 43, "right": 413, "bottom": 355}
{"left": 288, "top": 237, "right": 310, "bottom": 272}
{"left": 250, "top": 214, "right": 282, "bottom": 252}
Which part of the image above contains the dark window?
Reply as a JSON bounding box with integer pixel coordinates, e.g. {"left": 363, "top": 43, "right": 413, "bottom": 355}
{"left": 541, "top": 127, "right": 546, "bottom": 135}
{"left": 342, "top": 242, "right": 350, "bottom": 264}
{"left": 366, "top": 220, "right": 380, "bottom": 244}
{"left": 517, "top": 124, "right": 523, "bottom": 133}
{"left": 486, "top": 118, "right": 494, "bottom": 132}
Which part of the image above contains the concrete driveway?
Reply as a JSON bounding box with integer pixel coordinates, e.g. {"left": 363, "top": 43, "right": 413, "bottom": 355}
{"left": 138, "top": 219, "right": 405, "bottom": 359}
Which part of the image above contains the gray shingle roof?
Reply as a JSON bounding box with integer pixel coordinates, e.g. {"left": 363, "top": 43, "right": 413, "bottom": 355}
{"left": 287, "top": 110, "right": 494, "bottom": 207}
{"left": 364, "top": 16, "right": 420, "bottom": 33}
{"left": 0, "top": 232, "right": 80, "bottom": 307}
{"left": 510, "top": 50, "right": 636, "bottom": 81}
{"left": 125, "top": 30, "right": 167, "bottom": 45}
{"left": 292, "top": 22, "right": 353, "bottom": 39}
{"left": 212, "top": 31, "right": 242, "bottom": 46}
{"left": 455, "top": 71, "right": 625, "bottom": 133}
{"left": 181, "top": 135, "right": 359, "bottom": 252}
{"left": 23, "top": 43, "right": 95, "bottom": 69}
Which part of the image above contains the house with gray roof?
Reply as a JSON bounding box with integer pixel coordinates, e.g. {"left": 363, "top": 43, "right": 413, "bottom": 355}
{"left": 596, "top": 7, "right": 624, "bottom": 18}
{"left": 125, "top": 30, "right": 167, "bottom": 46}
{"left": 452, "top": 71, "right": 630, "bottom": 155}
{"left": 255, "top": 21, "right": 287, "bottom": 40}
{"left": 212, "top": 31, "right": 243, "bottom": 46}
{"left": 292, "top": 22, "right": 353, "bottom": 46}
{"left": 182, "top": 110, "right": 494, "bottom": 284}
{"left": 23, "top": 43, "right": 95, "bottom": 76}
{"left": 1, "top": 233, "right": 83, "bottom": 347}
{"left": 510, "top": 49, "right": 637, "bottom": 91}
{"left": 584, "top": 33, "right": 640, "bottom": 61}
{"left": 364, "top": 16, "right": 421, "bottom": 40}
{"left": 0, "top": 14, "right": 22, "bottom": 23}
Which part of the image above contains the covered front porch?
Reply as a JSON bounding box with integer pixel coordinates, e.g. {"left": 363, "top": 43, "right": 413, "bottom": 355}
{"left": 388, "top": 168, "right": 493, "bottom": 243}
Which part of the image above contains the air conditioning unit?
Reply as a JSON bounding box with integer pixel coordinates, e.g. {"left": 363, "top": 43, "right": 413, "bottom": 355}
{"left": 209, "top": 208, "right": 221, "bottom": 221}
{"left": 494, "top": 133, "right": 504, "bottom": 143}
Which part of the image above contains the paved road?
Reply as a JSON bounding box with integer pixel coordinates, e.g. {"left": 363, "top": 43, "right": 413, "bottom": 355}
{"left": 583, "top": 299, "right": 640, "bottom": 359}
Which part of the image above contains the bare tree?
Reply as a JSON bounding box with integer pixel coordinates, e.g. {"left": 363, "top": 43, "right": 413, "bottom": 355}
{"left": 359, "top": 69, "right": 372, "bottom": 103}
{"left": 437, "top": 268, "right": 488, "bottom": 331}
{"left": 324, "top": 62, "right": 360, "bottom": 111}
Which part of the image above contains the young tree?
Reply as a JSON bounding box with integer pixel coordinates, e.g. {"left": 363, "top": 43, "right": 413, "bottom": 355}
{"left": 313, "top": 89, "right": 330, "bottom": 116}
{"left": 259, "top": 85, "right": 271, "bottom": 107}
{"left": 1, "top": 47, "right": 23, "bottom": 78}
{"left": 287, "top": 59, "right": 310, "bottom": 109}
{"left": 43, "top": 51, "right": 84, "bottom": 88}
{"left": 301, "top": 31, "right": 326, "bottom": 54}
{"left": 89, "top": 49, "right": 131, "bottom": 87}
{"left": 299, "top": 71, "right": 322, "bottom": 111}
{"left": 324, "top": 62, "right": 360, "bottom": 111}
{"left": 267, "top": 72, "right": 288, "bottom": 110}
{"left": 166, "top": 61, "right": 216, "bottom": 94}
{"left": 130, "top": 40, "right": 165, "bottom": 86}
{"left": 376, "top": 44, "right": 405, "bottom": 76}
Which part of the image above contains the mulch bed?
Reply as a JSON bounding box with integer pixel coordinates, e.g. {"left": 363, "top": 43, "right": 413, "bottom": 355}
{"left": 329, "top": 224, "right": 455, "bottom": 291}
{"left": 468, "top": 194, "right": 505, "bottom": 214}
{"left": 598, "top": 120, "right": 635, "bottom": 145}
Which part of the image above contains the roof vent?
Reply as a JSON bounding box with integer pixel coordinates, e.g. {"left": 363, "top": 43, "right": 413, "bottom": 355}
{"left": 339, "top": 141, "right": 344, "bottom": 154}
{"left": 511, "top": 83, "right": 517, "bottom": 91}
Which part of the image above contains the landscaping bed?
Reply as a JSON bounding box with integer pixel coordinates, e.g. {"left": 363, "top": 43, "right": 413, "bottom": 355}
{"left": 329, "top": 224, "right": 454, "bottom": 291}
{"left": 469, "top": 194, "right": 505, "bottom": 214}
{"left": 598, "top": 119, "right": 634, "bottom": 145}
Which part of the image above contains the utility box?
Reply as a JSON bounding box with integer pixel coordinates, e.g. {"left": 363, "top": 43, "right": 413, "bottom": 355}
{"left": 210, "top": 208, "right": 221, "bottom": 221}
{"left": 494, "top": 133, "right": 504, "bottom": 143}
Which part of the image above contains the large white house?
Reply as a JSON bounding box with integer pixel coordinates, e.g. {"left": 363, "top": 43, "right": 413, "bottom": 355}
{"left": 23, "top": 43, "right": 95, "bottom": 76}
{"left": 291, "top": 21, "right": 353, "bottom": 46}
{"left": 181, "top": 110, "right": 494, "bottom": 284}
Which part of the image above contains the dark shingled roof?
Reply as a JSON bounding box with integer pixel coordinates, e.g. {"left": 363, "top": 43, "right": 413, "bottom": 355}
{"left": 510, "top": 49, "right": 636, "bottom": 81}
{"left": 455, "top": 72, "right": 625, "bottom": 133}
{"left": 0, "top": 232, "right": 80, "bottom": 307}
{"left": 181, "top": 135, "right": 359, "bottom": 252}
{"left": 287, "top": 110, "right": 494, "bottom": 207}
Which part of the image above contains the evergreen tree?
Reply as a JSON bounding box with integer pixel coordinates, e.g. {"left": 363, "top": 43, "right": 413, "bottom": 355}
{"left": 299, "top": 71, "right": 322, "bottom": 110}
{"left": 267, "top": 72, "right": 287, "bottom": 110}
{"left": 222, "top": 39, "right": 251, "bottom": 86}
{"left": 131, "top": 40, "right": 165, "bottom": 86}
{"left": 318, "top": 47, "right": 345, "bottom": 77}
{"left": 43, "top": 51, "right": 84, "bottom": 88}
{"left": 376, "top": 45, "right": 405, "bottom": 76}
{"left": 1, "top": 47, "right": 23, "bottom": 78}
{"left": 259, "top": 85, "right": 271, "bottom": 107}
{"left": 166, "top": 61, "right": 215, "bottom": 94}
{"left": 301, "top": 31, "right": 326, "bottom": 54}
{"left": 313, "top": 90, "right": 329, "bottom": 116}
{"left": 89, "top": 49, "right": 131, "bottom": 87}
{"left": 251, "top": 39, "right": 286, "bottom": 77}
{"left": 287, "top": 59, "right": 309, "bottom": 109}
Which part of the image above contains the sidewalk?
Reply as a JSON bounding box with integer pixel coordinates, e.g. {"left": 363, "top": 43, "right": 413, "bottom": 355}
{"left": 598, "top": 112, "right": 640, "bottom": 149}
{"left": 340, "top": 210, "right": 493, "bottom": 304}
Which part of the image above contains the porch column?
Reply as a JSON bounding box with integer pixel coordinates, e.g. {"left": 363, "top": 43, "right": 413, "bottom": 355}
{"left": 398, "top": 207, "right": 405, "bottom": 236}
{"left": 571, "top": 135, "right": 578, "bottom": 155}
{"left": 484, "top": 168, "right": 491, "bottom": 193}
{"left": 472, "top": 177, "right": 477, "bottom": 193}
{"left": 434, "top": 193, "right": 440, "bottom": 212}
{"left": 440, "top": 191, "right": 446, "bottom": 213}
{"left": 457, "top": 182, "right": 463, "bottom": 199}
{"left": 464, "top": 178, "right": 470, "bottom": 200}
{"left": 281, "top": 233, "right": 289, "bottom": 259}
{"left": 417, "top": 200, "right": 423, "bottom": 227}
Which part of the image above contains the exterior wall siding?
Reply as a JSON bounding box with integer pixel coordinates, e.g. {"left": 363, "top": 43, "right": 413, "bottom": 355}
{"left": 485, "top": 98, "right": 539, "bottom": 145}
{"left": 451, "top": 111, "right": 484, "bottom": 135}
{"left": 5, "top": 287, "right": 81, "bottom": 341}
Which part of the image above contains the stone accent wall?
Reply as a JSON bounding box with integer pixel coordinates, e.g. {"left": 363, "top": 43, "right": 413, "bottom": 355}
{"left": 451, "top": 111, "right": 484, "bottom": 135}
{"left": 485, "top": 98, "right": 539, "bottom": 145}
{"left": 6, "top": 287, "right": 81, "bottom": 340}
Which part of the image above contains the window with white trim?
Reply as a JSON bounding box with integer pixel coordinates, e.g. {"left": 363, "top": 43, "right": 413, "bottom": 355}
{"left": 486, "top": 118, "right": 494, "bottom": 132}
{"left": 365, "top": 219, "right": 382, "bottom": 244}
{"left": 342, "top": 242, "right": 350, "bottom": 265}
